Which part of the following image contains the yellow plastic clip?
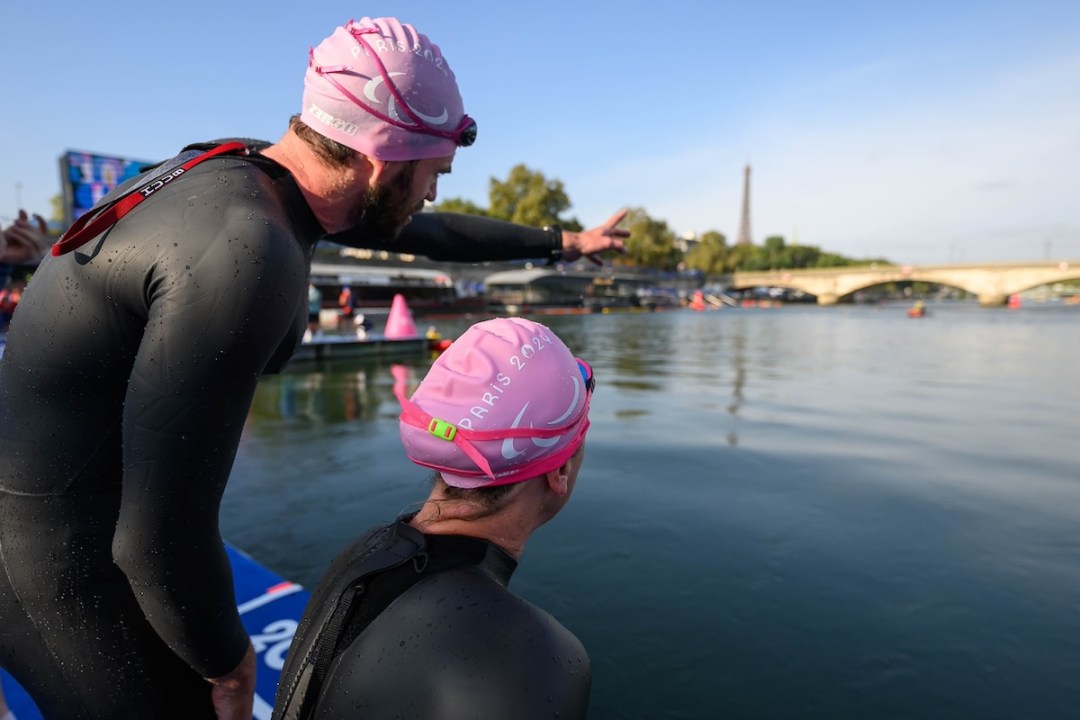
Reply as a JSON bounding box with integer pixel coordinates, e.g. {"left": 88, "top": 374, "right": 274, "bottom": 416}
{"left": 427, "top": 418, "right": 457, "bottom": 441}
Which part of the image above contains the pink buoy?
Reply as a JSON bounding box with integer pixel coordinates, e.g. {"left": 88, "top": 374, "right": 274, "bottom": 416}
{"left": 384, "top": 293, "right": 419, "bottom": 338}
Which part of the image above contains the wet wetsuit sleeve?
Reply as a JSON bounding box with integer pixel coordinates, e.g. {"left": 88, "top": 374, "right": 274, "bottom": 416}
{"left": 326, "top": 212, "right": 563, "bottom": 262}
{"left": 111, "top": 210, "right": 309, "bottom": 678}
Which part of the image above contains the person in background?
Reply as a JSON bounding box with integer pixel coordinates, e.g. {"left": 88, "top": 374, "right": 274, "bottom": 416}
{"left": 0, "top": 279, "right": 23, "bottom": 329}
{"left": 0, "top": 209, "right": 49, "bottom": 330}
{"left": 0, "top": 211, "right": 49, "bottom": 268}
{"left": 0, "top": 211, "right": 49, "bottom": 327}
{"left": 0, "top": 210, "right": 42, "bottom": 720}
{"left": 274, "top": 317, "right": 595, "bottom": 719}
{"left": 337, "top": 285, "right": 356, "bottom": 331}
{"left": 352, "top": 312, "right": 370, "bottom": 340}
{"left": 0, "top": 16, "right": 625, "bottom": 720}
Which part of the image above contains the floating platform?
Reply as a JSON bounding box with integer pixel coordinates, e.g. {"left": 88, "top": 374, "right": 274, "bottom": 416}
{"left": 289, "top": 333, "right": 427, "bottom": 363}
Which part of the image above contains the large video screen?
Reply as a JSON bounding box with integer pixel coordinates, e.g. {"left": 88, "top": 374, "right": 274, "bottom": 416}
{"left": 59, "top": 150, "right": 153, "bottom": 227}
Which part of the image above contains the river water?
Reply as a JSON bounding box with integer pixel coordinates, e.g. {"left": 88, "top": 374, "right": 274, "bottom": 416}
{"left": 222, "top": 302, "right": 1080, "bottom": 719}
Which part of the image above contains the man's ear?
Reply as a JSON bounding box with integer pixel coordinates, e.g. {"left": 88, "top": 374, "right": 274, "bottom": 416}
{"left": 364, "top": 155, "right": 389, "bottom": 185}
{"left": 545, "top": 463, "right": 572, "bottom": 497}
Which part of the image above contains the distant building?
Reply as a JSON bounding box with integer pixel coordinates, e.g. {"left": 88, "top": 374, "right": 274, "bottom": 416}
{"left": 675, "top": 231, "right": 700, "bottom": 254}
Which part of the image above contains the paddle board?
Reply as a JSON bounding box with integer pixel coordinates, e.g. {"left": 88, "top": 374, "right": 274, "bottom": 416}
{"left": 0, "top": 544, "right": 310, "bottom": 720}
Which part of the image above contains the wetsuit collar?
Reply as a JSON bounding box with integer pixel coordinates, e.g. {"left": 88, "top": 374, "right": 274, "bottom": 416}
{"left": 419, "top": 531, "right": 518, "bottom": 587}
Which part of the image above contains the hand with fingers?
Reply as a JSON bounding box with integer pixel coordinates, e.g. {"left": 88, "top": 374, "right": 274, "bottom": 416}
{"left": 1, "top": 210, "right": 50, "bottom": 264}
{"left": 558, "top": 209, "right": 630, "bottom": 266}
{"left": 207, "top": 643, "right": 256, "bottom": 720}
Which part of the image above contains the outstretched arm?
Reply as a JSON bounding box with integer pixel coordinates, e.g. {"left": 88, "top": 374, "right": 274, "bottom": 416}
{"left": 326, "top": 209, "right": 629, "bottom": 265}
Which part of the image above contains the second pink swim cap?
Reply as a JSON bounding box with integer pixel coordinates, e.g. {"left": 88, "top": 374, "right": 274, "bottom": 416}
{"left": 398, "top": 318, "right": 594, "bottom": 488}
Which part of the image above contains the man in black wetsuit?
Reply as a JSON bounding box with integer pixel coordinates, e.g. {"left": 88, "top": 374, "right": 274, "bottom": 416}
{"left": 0, "top": 16, "right": 624, "bottom": 720}
{"left": 274, "top": 317, "right": 595, "bottom": 719}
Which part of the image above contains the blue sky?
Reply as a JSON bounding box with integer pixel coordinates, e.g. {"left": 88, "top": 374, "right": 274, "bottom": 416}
{"left": 3, "top": 1, "right": 1078, "bottom": 265}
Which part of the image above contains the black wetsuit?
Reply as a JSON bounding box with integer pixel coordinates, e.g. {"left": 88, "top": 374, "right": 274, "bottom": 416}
{"left": 0, "top": 140, "right": 563, "bottom": 719}
{"left": 273, "top": 519, "right": 591, "bottom": 720}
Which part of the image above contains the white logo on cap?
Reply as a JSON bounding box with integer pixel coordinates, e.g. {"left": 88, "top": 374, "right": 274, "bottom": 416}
{"left": 363, "top": 73, "right": 450, "bottom": 127}
{"left": 500, "top": 374, "right": 583, "bottom": 459}
{"left": 501, "top": 404, "right": 531, "bottom": 460}
{"left": 307, "top": 104, "right": 359, "bottom": 136}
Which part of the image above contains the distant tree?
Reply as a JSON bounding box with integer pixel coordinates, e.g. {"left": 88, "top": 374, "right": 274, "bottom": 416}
{"left": 763, "top": 235, "right": 786, "bottom": 270}
{"left": 727, "top": 234, "right": 883, "bottom": 270}
{"left": 487, "top": 164, "right": 582, "bottom": 230}
{"left": 726, "top": 242, "right": 755, "bottom": 271}
{"left": 738, "top": 237, "right": 777, "bottom": 271}
{"left": 864, "top": 257, "right": 894, "bottom": 267}
{"left": 434, "top": 164, "right": 583, "bottom": 230}
{"left": 684, "top": 230, "right": 729, "bottom": 275}
{"left": 434, "top": 197, "right": 488, "bottom": 217}
{"left": 815, "top": 252, "right": 855, "bottom": 268}
{"left": 778, "top": 244, "right": 821, "bottom": 269}
{"left": 617, "top": 207, "right": 681, "bottom": 270}
{"left": 50, "top": 194, "right": 66, "bottom": 225}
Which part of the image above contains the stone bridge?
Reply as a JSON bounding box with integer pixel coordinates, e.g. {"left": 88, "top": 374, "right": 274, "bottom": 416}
{"left": 731, "top": 260, "right": 1080, "bottom": 306}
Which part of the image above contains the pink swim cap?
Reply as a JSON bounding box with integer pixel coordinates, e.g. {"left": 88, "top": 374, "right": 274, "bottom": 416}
{"left": 398, "top": 318, "right": 594, "bottom": 488}
{"left": 301, "top": 17, "right": 474, "bottom": 161}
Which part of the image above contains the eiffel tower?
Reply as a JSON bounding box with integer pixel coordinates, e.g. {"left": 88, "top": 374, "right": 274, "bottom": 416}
{"left": 736, "top": 163, "right": 752, "bottom": 245}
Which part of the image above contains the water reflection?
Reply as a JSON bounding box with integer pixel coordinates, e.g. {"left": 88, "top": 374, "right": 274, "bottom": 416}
{"left": 250, "top": 366, "right": 378, "bottom": 425}
{"left": 727, "top": 332, "right": 746, "bottom": 446}
{"left": 226, "top": 305, "right": 1080, "bottom": 720}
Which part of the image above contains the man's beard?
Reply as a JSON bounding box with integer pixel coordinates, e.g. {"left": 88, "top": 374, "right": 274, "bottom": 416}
{"left": 348, "top": 162, "right": 423, "bottom": 244}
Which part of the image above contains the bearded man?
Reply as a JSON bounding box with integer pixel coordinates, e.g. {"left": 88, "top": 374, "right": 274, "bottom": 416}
{"left": 0, "top": 16, "right": 625, "bottom": 720}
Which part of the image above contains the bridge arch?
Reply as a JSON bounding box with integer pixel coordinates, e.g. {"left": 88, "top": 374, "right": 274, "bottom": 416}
{"left": 731, "top": 262, "right": 1080, "bottom": 306}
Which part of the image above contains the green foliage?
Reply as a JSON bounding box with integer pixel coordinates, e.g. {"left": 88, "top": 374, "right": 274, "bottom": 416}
{"left": 763, "top": 235, "right": 785, "bottom": 254}
{"left": 435, "top": 164, "right": 582, "bottom": 230}
{"left": 738, "top": 249, "right": 770, "bottom": 271}
{"left": 49, "top": 194, "right": 66, "bottom": 224}
{"left": 815, "top": 252, "right": 855, "bottom": 268}
{"left": 684, "top": 230, "right": 729, "bottom": 274}
{"left": 488, "top": 164, "right": 582, "bottom": 230}
{"left": 726, "top": 243, "right": 755, "bottom": 272}
{"left": 738, "top": 236, "right": 781, "bottom": 271}
{"left": 618, "top": 207, "right": 682, "bottom": 271}
{"left": 727, "top": 234, "right": 875, "bottom": 271}
{"left": 434, "top": 197, "right": 488, "bottom": 217}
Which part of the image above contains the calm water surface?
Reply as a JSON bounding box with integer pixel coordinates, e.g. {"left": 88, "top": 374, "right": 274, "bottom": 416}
{"left": 222, "top": 302, "right": 1080, "bottom": 719}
